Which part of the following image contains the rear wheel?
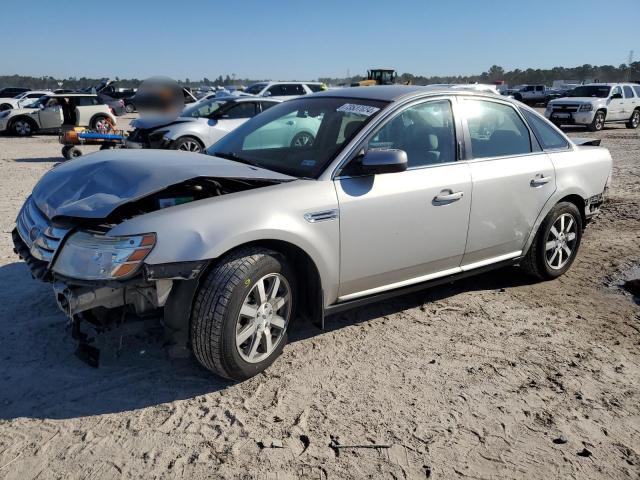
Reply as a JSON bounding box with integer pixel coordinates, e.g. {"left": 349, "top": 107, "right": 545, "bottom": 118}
{"left": 125, "top": 103, "right": 135, "bottom": 113}
{"left": 10, "top": 118, "right": 36, "bottom": 136}
{"left": 190, "top": 247, "right": 295, "bottom": 380}
{"left": 588, "top": 110, "right": 605, "bottom": 132}
{"left": 62, "top": 145, "right": 82, "bottom": 160}
{"left": 91, "top": 115, "right": 113, "bottom": 132}
{"left": 172, "top": 136, "right": 204, "bottom": 153}
{"left": 290, "top": 131, "right": 315, "bottom": 148}
{"left": 626, "top": 109, "right": 640, "bottom": 129}
{"left": 521, "top": 202, "right": 582, "bottom": 280}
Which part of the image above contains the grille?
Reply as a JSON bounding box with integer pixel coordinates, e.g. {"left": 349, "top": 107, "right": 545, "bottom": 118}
{"left": 16, "top": 197, "right": 70, "bottom": 263}
{"left": 552, "top": 104, "right": 580, "bottom": 113}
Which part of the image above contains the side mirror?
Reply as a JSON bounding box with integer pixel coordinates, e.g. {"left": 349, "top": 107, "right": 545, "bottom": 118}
{"left": 360, "top": 149, "right": 408, "bottom": 175}
{"left": 610, "top": 93, "right": 623, "bottom": 99}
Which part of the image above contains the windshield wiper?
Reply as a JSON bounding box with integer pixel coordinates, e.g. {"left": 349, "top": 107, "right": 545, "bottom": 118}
{"left": 213, "top": 151, "right": 261, "bottom": 168}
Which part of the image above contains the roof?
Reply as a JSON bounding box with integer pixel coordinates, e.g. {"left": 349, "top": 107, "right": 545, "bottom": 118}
{"left": 312, "top": 84, "right": 505, "bottom": 102}
{"left": 47, "top": 93, "right": 98, "bottom": 98}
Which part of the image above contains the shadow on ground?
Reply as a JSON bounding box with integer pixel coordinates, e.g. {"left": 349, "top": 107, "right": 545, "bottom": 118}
{"left": 0, "top": 261, "right": 534, "bottom": 420}
{"left": 12, "top": 156, "right": 61, "bottom": 163}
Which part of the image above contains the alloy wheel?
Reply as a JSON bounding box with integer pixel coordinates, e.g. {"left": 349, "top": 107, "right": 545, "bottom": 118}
{"left": 632, "top": 111, "right": 640, "bottom": 128}
{"left": 178, "top": 140, "right": 202, "bottom": 152}
{"left": 291, "top": 132, "right": 314, "bottom": 148}
{"left": 595, "top": 113, "right": 604, "bottom": 130}
{"left": 545, "top": 213, "right": 578, "bottom": 270}
{"left": 14, "top": 120, "right": 31, "bottom": 135}
{"left": 235, "top": 273, "right": 291, "bottom": 364}
{"left": 94, "top": 119, "right": 111, "bottom": 132}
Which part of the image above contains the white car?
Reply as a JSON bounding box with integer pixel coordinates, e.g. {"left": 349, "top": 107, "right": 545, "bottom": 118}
{"left": 545, "top": 83, "right": 640, "bottom": 131}
{"left": 0, "top": 93, "right": 116, "bottom": 136}
{"left": 243, "top": 81, "right": 327, "bottom": 100}
{"left": 126, "top": 97, "right": 281, "bottom": 152}
{"left": 0, "top": 90, "right": 51, "bottom": 111}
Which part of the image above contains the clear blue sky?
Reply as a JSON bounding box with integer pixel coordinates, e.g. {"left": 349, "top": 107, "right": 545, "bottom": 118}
{"left": 1, "top": 0, "right": 637, "bottom": 80}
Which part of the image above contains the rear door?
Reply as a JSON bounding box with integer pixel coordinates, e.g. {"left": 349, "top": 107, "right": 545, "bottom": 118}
{"left": 623, "top": 85, "right": 636, "bottom": 118}
{"left": 38, "top": 98, "right": 64, "bottom": 129}
{"left": 335, "top": 97, "right": 472, "bottom": 299}
{"left": 459, "top": 98, "right": 555, "bottom": 267}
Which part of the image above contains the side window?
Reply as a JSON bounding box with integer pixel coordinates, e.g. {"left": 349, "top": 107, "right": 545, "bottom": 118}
{"left": 521, "top": 109, "right": 569, "bottom": 150}
{"left": 282, "top": 84, "right": 306, "bottom": 96}
{"left": 462, "top": 99, "right": 532, "bottom": 159}
{"left": 224, "top": 102, "right": 257, "bottom": 119}
{"left": 260, "top": 101, "right": 278, "bottom": 111}
{"left": 367, "top": 100, "right": 456, "bottom": 167}
{"left": 76, "top": 97, "right": 97, "bottom": 107}
{"left": 611, "top": 86, "right": 623, "bottom": 98}
{"left": 536, "top": 86, "right": 544, "bottom": 91}
{"left": 267, "top": 85, "right": 285, "bottom": 96}
{"left": 634, "top": 86, "right": 640, "bottom": 97}
{"left": 28, "top": 93, "right": 43, "bottom": 98}
{"left": 623, "top": 86, "right": 635, "bottom": 98}
{"left": 306, "top": 83, "right": 325, "bottom": 93}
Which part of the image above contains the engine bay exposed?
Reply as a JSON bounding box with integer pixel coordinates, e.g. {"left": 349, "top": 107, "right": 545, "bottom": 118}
{"left": 79, "top": 176, "right": 285, "bottom": 227}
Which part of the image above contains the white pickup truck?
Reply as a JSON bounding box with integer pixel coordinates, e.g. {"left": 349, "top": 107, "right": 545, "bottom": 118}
{"left": 545, "top": 83, "right": 640, "bottom": 131}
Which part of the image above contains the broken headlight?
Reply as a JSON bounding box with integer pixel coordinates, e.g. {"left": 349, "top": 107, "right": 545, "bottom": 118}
{"left": 53, "top": 231, "right": 156, "bottom": 280}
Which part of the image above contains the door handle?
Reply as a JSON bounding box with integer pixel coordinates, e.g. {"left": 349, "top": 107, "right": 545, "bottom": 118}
{"left": 433, "top": 190, "right": 464, "bottom": 204}
{"left": 530, "top": 174, "right": 552, "bottom": 186}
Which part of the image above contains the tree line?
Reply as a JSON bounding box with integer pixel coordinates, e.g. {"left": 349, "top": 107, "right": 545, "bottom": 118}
{"left": 2, "top": 63, "right": 639, "bottom": 90}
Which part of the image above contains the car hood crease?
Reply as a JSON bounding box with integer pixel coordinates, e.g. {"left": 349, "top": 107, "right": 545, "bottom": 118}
{"left": 32, "top": 149, "right": 294, "bottom": 219}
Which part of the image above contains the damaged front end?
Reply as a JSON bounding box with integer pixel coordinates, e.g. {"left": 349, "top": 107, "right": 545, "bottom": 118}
{"left": 13, "top": 150, "right": 294, "bottom": 367}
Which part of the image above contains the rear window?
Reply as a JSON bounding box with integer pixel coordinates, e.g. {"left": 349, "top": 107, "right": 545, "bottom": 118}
{"left": 521, "top": 109, "right": 569, "bottom": 151}
{"left": 306, "top": 83, "right": 326, "bottom": 93}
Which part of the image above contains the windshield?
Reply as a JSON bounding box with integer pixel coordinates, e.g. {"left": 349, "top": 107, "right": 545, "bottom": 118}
{"left": 206, "top": 97, "right": 387, "bottom": 178}
{"left": 24, "top": 96, "right": 50, "bottom": 108}
{"left": 244, "top": 83, "right": 267, "bottom": 95}
{"left": 182, "top": 98, "right": 230, "bottom": 118}
{"left": 12, "top": 92, "right": 27, "bottom": 99}
{"left": 569, "top": 86, "right": 611, "bottom": 98}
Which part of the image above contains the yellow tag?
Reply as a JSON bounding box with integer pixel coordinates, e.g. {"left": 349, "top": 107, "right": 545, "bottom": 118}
{"left": 244, "top": 279, "right": 251, "bottom": 286}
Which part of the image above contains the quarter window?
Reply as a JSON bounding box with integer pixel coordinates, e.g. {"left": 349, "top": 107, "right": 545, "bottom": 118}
{"left": 521, "top": 109, "right": 569, "bottom": 150}
{"left": 462, "top": 100, "right": 532, "bottom": 159}
{"left": 623, "top": 86, "right": 635, "bottom": 98}
{"left": 367, "top": 100, "right": 456, "bottom": 167}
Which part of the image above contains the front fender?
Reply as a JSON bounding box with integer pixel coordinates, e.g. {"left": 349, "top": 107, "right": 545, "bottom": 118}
{"left": 108, "top": 179, "right": 341, "bottom": 304}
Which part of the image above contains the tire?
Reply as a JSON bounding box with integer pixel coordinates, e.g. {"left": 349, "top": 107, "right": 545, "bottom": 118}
{"left": 0, "top": 104, "right": 12, "bottom": 112}
{"left": 588, "top": 110, "right": 606, "bottom": 132}
{"left": 91, "top": 115, "right": 113, "bottom": 132}
{"left": 191, "top": 247, "right": 295, "bottom": 380}
{"left": 290, "top": 131, "right": 315, "bottom": 148}
{"left": 626, "top": 109, "right": 640, "bottom": 129}
{"left": 172, "top": 136, "right": 204, "bottom": 153}
{"left": 125, "top": 103, "right": 135, "bottom": 114}
{"left": 10, "top": 118, "right": 36, "bottom": 136}
{"left": 521, "top": 202, "right": 583, "bottom": 280}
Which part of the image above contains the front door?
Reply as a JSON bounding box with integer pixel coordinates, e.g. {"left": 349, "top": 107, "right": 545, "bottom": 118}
{"left": 607, "top": 86, "right": 625, "bottom": 121}
{"left": 459, "top": 98, "right": 556, "bottom": 266}
{"left": 38, "top": 103, "right": 63, "bottom": 129}
{"left": 336, "top": 98, "right": 472, "bottom": 299}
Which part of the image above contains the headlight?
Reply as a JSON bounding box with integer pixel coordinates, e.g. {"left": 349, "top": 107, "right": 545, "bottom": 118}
{"left": 579, "top": 104, "right": 593, "bottom": 112}
{"left": 53, "top": 231, "right": 156, "bottom": 280}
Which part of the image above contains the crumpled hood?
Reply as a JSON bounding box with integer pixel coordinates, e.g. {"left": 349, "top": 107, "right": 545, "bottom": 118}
{"left": 130, "top": 115, "right": 200, "bottom": 130}
{"left": 32, "top": 149, "right": 294, "bottom": 219}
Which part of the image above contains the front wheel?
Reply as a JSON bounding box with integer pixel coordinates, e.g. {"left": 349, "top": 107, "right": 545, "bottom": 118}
{"left": 190, "top": 247, "right": 295, "bottom": 380}
{"left": 521, "top": 202, "right": 583, "bottom": 280}
{"left": 125, "top": 103, "right": 135, "bottom": 113}
{"left": 11, "top": 118, "right": 36, "bottom": 136}
{"left": 172, "top": 136, "right": 204, "bottom": 153}
{"left": 626, "top": 109, "right": 640, "bottom": 129}
{"left": 290, "top": 131, "right": 315, "bottom": 148}
{"left": 588, "top": 110, "right": 605, "bottom": 132}
{"left": 91, "top": 115, "right": 114, "bottom": 132}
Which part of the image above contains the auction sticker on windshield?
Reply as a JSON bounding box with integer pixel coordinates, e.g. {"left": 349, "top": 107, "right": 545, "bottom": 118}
{"left": 337, "top": 104, "right": 380, "bottom": 116}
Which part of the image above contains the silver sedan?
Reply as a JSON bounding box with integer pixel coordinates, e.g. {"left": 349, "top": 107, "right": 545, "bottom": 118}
{"left": 14, "top": 86, "right": 612, "bottom": 380}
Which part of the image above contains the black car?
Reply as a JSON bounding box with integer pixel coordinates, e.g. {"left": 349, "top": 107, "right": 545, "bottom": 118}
{"left": 0, "top": 87, "right": 29, "bottom": 99}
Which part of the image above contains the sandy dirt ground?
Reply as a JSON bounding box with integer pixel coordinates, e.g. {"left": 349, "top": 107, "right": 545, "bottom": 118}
{"left": 0, "top": 113, "right": 638, "bottom": 480}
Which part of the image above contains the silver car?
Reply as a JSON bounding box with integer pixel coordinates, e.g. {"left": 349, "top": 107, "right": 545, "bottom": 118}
{"left": 127, "top": 97, "right": 282, "bottom": 153}
{"left": 13, "top": 86, "right": 612, "bottom": 380}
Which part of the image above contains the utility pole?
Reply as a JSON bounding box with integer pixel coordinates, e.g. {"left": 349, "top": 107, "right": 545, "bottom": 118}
{"left": 628, "top": 50, "right": 634, "bottom": 80}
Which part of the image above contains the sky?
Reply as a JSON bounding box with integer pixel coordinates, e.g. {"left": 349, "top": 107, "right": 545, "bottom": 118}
{"left": 1, "top": 0, "right": 638, "bottom": 81}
